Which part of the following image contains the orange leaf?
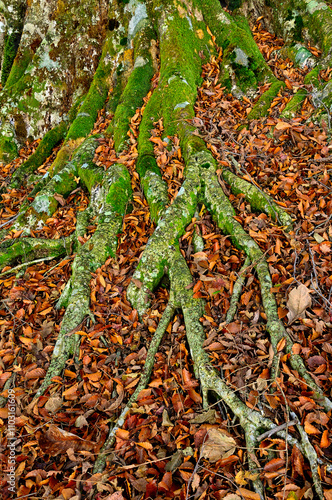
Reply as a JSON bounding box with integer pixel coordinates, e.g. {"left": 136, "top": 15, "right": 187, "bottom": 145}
{"left": 63, "top": 383, "right": 79, "bottom": 400}
{"left": 236, "top": 488, "right": 260, "bottom": 500}
{"left": 116, "top": 428, "right": 129, "bottom": 440}
{"left": 321, "top": 430, "right": 330, "bottom": 448}
{"left": 292, "top": 343, "right": 301, "bottom": 355}
{"left": 276, "top": 337, "right": 286, "bottom": 352}
{"left": 304, "top": 421, "right": 320, "bottom": 435}
{"left": 86, "top": 371, "right": 102, "bottom": 382}
{"left": 264, "top": 458, "right": 285, "bottom": 472}
{"left": 26, "top": 368, "right": 46, "bottom": 380}
{"left": 137, "top": 441, "right": 153, "bottom": 450}
{"left": 0, "top": 407, "right": 8, "bottom": 418}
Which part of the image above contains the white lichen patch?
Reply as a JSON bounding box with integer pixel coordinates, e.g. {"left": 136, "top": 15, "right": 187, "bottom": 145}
{"left": 127, "top": 2, "right": 148, "bottom": 41}
{"left": 217, "top": 10, "right": 231, "bottom": 25}
{"left": 234, "top": 48, "right": 248, "bottom": 67}
{"left": 32, "top": 194, "right": 51, "bottom": 214}
{"left": 134, "top": 56, "right": 148, "bottom": 68}
{"left": 174, "top": 101, "right": 190, "bottom": 110}
{"left": 305, "top": 0, "right": 328, "bottom": 14}
{"left": 37, "top": 49, "right": 59, "bottom": 70}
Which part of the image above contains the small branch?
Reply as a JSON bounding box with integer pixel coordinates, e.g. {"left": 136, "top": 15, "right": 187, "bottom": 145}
{"left": 257, "top": 420, "right": 298, "bottom": 442}
{"left": 225, "top": 255, "right": 251, "bottom": 323}
{"left": 0, "top": 255, "right": 59, "bottom": 277}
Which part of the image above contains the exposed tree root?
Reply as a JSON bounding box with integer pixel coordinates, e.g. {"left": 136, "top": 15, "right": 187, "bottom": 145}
{"left": 225, "top": 255, "right": 251, "bottom": 323}
{"left": 8, "top": 122, "right": 68, "bottom": 190}
{"left": 35, "top": 159, "right": 132, "bottom": 398}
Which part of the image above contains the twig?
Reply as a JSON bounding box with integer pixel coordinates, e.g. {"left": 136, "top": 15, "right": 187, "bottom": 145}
{"left": 0, "top": 255, "right": 59, "bottom": 277}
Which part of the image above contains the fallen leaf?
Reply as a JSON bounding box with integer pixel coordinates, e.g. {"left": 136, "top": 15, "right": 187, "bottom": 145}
{"left": 236, "top": 488, "right": 260, "bottom": 500}
{"left": 287, "top": 284, "right": 312, "bottom": 323}
{"left": 45, "top": 396, "right": 63, "bottom": 413}
{"left": 201, "top": 428, "right": 236, "bottom": 462}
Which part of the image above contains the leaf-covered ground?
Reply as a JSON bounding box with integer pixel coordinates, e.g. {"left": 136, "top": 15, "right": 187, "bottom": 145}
{"left": 1, "top": 18, "right": 332, "bottom": 500}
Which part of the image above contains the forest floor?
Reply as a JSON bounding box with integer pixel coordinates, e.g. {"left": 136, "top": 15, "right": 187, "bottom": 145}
{"left": 0, "top": 18, "right": 332, "bottom": 500}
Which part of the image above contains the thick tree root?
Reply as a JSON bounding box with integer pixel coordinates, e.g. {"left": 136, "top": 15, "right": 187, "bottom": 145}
{"left": 8, "top": 122, "right": 68, "bottom": 189}
{"left": 0, "top": 235, "right": 72, "bottom": 270}
{"left": 35, "top": 161, "right": 132, "bottom": 398}
{"left": 202, "top": 164, "right": 332, "bottom": 411}
{"left": 222, "top": 168, "right": 293, "bottom": 229}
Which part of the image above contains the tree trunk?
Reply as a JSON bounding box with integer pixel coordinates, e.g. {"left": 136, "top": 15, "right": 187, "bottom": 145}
{"left": 1, "top": 1, "right": 332, "bottom": 499}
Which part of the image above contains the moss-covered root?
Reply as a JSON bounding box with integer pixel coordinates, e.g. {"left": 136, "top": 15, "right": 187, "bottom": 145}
{"left": 0, "top": 122, "right": 18, "bottom": 164}
{"left": 225, "top": 255, "right": 251, "bottom": 323}
{"left": 135, "top": 90, "right": 169, "bottom": 223}
{"left": 247, "top": 81, "right": 285, "bottom": 121}
{"left": 2, "top": 137, "right": 99, "bottom": 240}
{"left": 222, "top": 168, "right": 293, "bottom": 229}
{"left": 198, "top": 0, "right": 278, "bottom": 95}
{"left": 1, "top": 31, "right": 23, "bottom": 87}
{"left": 126, "top": 158, "right": 202, "bottom": 316}
{"left": 65, "top": 32, "right": 117, "bottom": 144}
{"left": 0, "top": 236, "right": 71, "bottom": 270}
{"left": 168, "top": 247, "right": 324, "bottom": 500}
{"left": 0, "top": 0, "right": 26, "bottom": 86}
{"left": 9, "top": 122, "right": 68, "bottom": 189}
{"left": 106, "top": 23, "right": 155, "bottom": 152}
{"left": 93, "top": 302, "right": 175, "bottom": 474}
{"left": 281, "top": 67, "right": 320, "bottom": 120}
{"left": 202, "top": 166, "right": 332, "bottom": 412}
{"left": 35, "top": 163, "right": 132, "bottom": 399}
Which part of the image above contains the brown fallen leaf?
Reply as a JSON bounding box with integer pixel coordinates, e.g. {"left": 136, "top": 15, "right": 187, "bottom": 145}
{"left": 201, "top": 428, "right": 236, "bottom": 462}
{"left": 287, "top": 284, "right": 312, "bottom": 324}
{"left": 38, "top": 424, "right": 96, "bottom": 455}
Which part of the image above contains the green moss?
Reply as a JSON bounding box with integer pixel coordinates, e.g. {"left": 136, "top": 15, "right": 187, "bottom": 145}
{"left": 1, "top": 32, "right": 22, "bottom": 86}
{"left": 304, "top": 66, "right": 320, "bottom": 86}
{"left": 0, "top": 236, "right": 69, "bottom": 269}
{"left": 247, "top": 81, "right": 285, "bottom": 121}
{"left": 136, "top": 154, "right": 159, "bottom": 178}
{"left": 76, "top": 136, "right": 104, "bottom": 192}
{"left": 105, "top": 165, "right": 132, "bottom": 215}
{"left": 10, "top": 121, "right": 68, "bottom": 188}
{"left": 0, "top": 137, "right": 18, "bottom": 164}
{"left": 201, "top": 1, "right": 275, "bottom": 92}
{"left": 141, "top": 169, "right": 169, "bottom": 223}
{"left": 0, "top": 123, "right": 18, "bottom": 163}
{"left": 281, "top": 88, "right": 307, "bottom": 119}
{"left": 66, "top": 55, "right": 111, "bottom": 140}
{"left": 4, "top": 47, "right": 32, "bottom": 89}
{"left": 112, "top": 63, "right": 154, "bottom": 151}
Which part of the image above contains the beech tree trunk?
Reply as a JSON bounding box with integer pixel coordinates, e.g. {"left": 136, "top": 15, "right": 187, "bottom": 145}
{"left": 1, "top": 0, "right": 332, "bottom": 499}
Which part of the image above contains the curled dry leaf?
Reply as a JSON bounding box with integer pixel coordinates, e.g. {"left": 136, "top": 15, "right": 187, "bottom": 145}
{"left": 38, "top": 424, "right": 96, "bottom": 455}
{"left": 287, "top": 284, "right": 312, "bottom": 324}
{"left": 44, "top": 396, "right": 63, "bottom": 413}
{"left": 201, "top": 428, "right": 236, "bottom": 462}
